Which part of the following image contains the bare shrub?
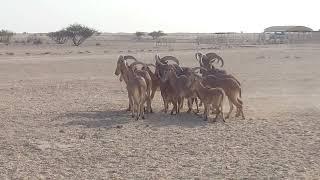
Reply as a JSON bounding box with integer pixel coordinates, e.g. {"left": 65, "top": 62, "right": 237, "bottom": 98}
{"left": 26, "top": 35, "right": 42, "bottom": 44}
{"left": 33, "top": 39, "right": 42, "bottom": 45}
{"left": 135, "top": 31, "right": 145, "bottom": 40}
{"left": 0, "top": 29, "right": 14, "bottom": 43}
{"left": 47, "top": 29, "right": 69, "bottom": 44}
{"left": 6, "top": 52, "right": 14, "bottom": 55}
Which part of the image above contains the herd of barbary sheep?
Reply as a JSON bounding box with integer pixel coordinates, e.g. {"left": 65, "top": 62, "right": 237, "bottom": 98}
{"left": 114, "top": 52, "right": 245, "bottom": 122}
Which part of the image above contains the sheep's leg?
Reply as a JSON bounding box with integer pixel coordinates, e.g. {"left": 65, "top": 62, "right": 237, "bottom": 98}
{"left": 146, "top": 96, "right": 152, "bottom": 113}
{"left": 195, "top": 98, "right": 199, "bottom": 113}
{"left": 164, "top": 100, "right": 169, "bottom": 113}
{"left": 235, "top": 106, "right": 245, "bottom": 119}
{"left": 140, "top": 102, "right": 145, "bottom": 119}
{"left": 203, "top": 104, "right": 208, "bottom": 121}
{"left": 230, "top": 96, "right": 245, "bottom": 120}
{"left": 187, "top": 98, "right": 193, "bottom": 113}
{"left": 211, "top": 106, "right": 218, "bottom": 114}
{"left": 213, "top": 107, "right": 219, "bottom": 122}
{"left": 179, "top": 98, "right": 184, "bottom": 110}
{"left": 131, "top": 98, "right": 135, "bottom": 118}
{"left": 150, "top": 86, "right": 157, "bottom": 100}
{"left": 171, "top": 101, "right": 177, "bottom": 115}
{"left": 177, "top": 98, "right": 182, "bottom": 114}
{"left": 220, "top": 105, "right": 225, "bottom": 122}
{"left": 127, "top": 93, "right": 132, "bottom": 111}
{"left": 226, "top": 98, "right": 234, "bottom": 119}
{"left": 161, "top": 93, "right": 168, "bottom": 113}
{"left": 240, "top": 106, "right": 245, "bottom": 120}
{"left": 135, "top": 103, "right": 140, "bottom": 120}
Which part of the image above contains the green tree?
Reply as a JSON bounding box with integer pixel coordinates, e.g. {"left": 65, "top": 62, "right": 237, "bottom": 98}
{"left": 47, "top": 29, "right": 69, "bottom": 44}
{"left": 135, "top": 31, "right": 145, "bottom": 40}
{"left": 65, "top": 24, "right": 97, "bottom": 46}
{"left": 0, "top": 29, "right": 14, "bottom": 43}
{"left": 148, "top": 30, "right": 166, "bottom": 40}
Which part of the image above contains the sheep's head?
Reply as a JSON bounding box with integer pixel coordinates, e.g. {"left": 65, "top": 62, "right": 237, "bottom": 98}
{"left": 115, "top": 55, "right": 124, "bottom": 76}
{"left": 189, "top": 67, "right": 206, "bottom": 90}
{"left": 115, "top": 55, "right": 138, "bottom": 76}
{"left": 129, "top": 61, "right": 148, "bottom": 74}
{"left": 161, "top": 64, "right": 176, "bottom": 83}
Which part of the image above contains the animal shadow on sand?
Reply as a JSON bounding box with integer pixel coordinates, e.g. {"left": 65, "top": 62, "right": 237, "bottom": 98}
{"left": 59, "top": 110, "right": 131, "bottom": 129}
{"left": 57, "top": 109, "right": 208, "bottom": 129}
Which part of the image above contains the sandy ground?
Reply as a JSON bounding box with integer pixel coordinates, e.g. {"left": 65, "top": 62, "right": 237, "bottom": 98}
{"left": 0, "top": 42, "right": 319, "bottom": 179}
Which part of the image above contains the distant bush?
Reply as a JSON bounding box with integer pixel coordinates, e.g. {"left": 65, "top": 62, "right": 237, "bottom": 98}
{"left": 26, "top": 35, "right": 42, "bottom": 45}
{"left": 47, "top": 29, "right": 69, "bottom": 44}
{"left": 135, "top": 31, "right": 145, "bottom": 40}
{"left": 0, "top": 29, "right": 14, "bottom": 43}
{"left": 148, "top": 30, "right": 166, "bottom": 40}
{"left": 65, "top": 24, "right": 97, "bottom": 46}
{"left": 33, "top": 39, "right": 43, "bottom": 45}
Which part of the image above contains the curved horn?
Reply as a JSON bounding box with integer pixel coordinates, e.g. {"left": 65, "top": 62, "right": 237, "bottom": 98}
{"left": 199, "top": 54, "right": 208, "bottom": 67}
{"left": 171, "top": 64, "right": 183, "bottom": 73}
{"left": 192, "top": 71, "right": 203, "bottom": 79}
{"left": 118, "top": 55, "right": 124, "bottom": 61}
{"left": 160, "top": 56, "right": 180, "bottom": 65}
{"left": 191, "top": 67, "right": 207, "bottom": 72}
{"left": 155, "top": 54, "right": 160, "bottom": 61}
{"left": 195, "top": 52, "right": 203, "bottom": 62}
{"left": 206, "top": 52, "right": 224, "bottom": 67}
{"left": 156, "top": 58, "right": 165, "bottom": 66}
{"left": 129, "top": 61, "right": 147, "bottom": 69}
{"left": 146, "top": 63, "right": 156, "bottom": 68}
{"left": 123, "top": 55, "right": 138, "bottom": 61}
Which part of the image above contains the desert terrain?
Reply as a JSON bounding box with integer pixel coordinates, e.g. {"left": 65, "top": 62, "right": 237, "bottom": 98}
{"left": 0, "top": 38, "right": 319, "bottom": 179}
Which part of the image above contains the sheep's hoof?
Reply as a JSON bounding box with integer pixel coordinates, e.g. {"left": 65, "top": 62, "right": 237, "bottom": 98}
{"left": 126, "top": 108, "right": 131, "bottom": 112}
{"left": 136, "top": 117, "right": 139, "bottom": 121}
{"left": 187, "top": 109, "right": 192, "bottom": 113}
{"left": 222, "top": 118, "right": 226, "bottom": 122}
{"left": 142, "top": 116, "right": 145, "bottom": 119}
{"left": 225, "top": 115, "right": 230, "bottom": 119}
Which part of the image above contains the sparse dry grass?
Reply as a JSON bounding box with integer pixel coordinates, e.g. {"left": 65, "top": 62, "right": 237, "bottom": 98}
{"left": 0, "top": 42, "right": 319, "bottom": 179}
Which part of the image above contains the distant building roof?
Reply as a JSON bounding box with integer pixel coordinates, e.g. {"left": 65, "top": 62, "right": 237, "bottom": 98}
{"left": 264, "top": 26, "right": 313, "bottom": 32}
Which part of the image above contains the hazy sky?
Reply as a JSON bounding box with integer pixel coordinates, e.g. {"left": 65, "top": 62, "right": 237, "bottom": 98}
{"left": 1, "top": 0, "right": 319, "bottom": 33}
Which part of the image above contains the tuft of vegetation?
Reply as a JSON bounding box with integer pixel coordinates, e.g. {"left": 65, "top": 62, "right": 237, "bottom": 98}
{"left": 27, "top": 35, "right": 42, "bottom": 45}
{"left": 47, "top": 29, "right": 69, "bottom": 44}
{"left": 148, "top": 30, "right": 166, "bottom": 40}
{"left": 0, "top": 29, "right": 14, "bottom": 43}
{"left": 6, "top": 52, "right": 14, "bottom": 56}
{"left": 135, "top": 31, "right": 145, "bottom": 40}
{"left": 65, "top": 24, "right": 97, "bottom": 46}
